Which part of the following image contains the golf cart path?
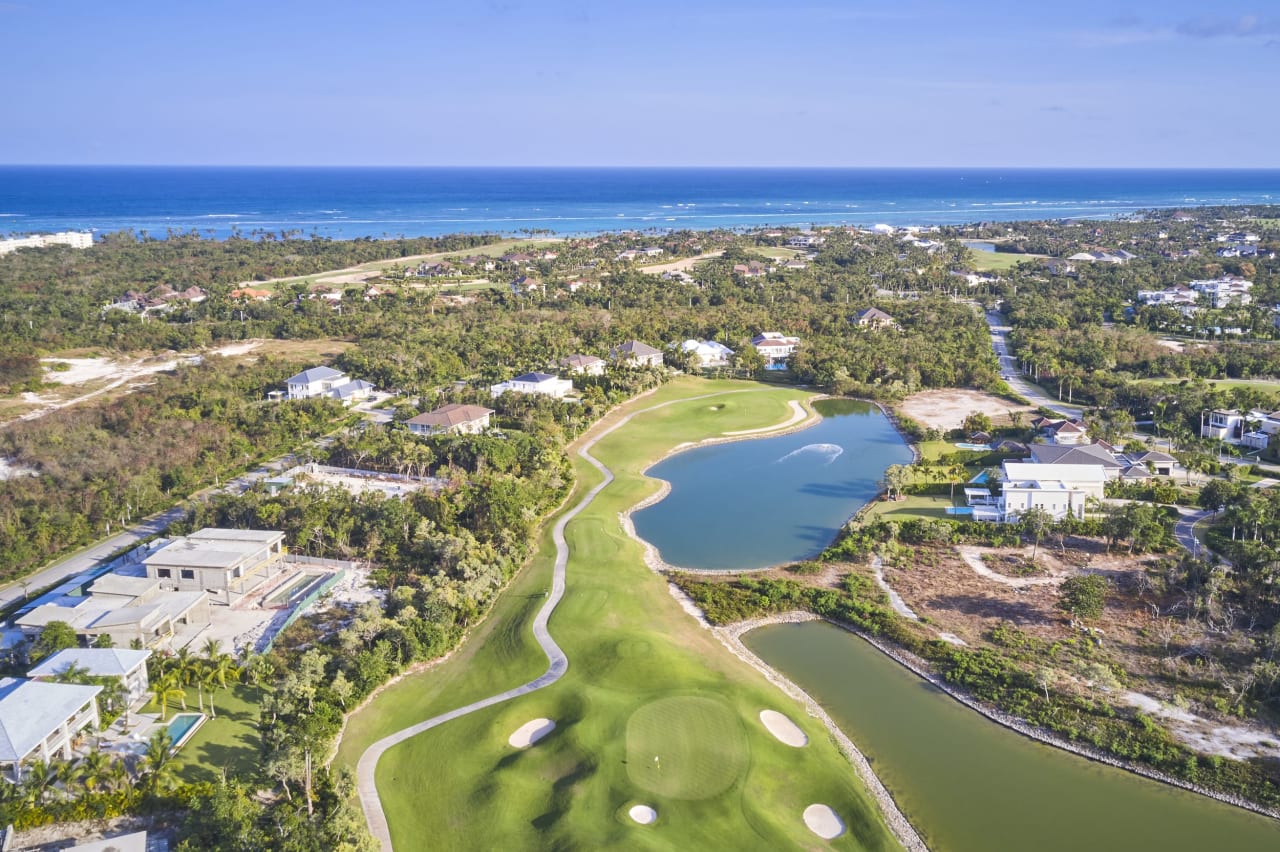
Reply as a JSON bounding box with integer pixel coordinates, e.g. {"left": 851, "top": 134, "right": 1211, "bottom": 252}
{"left": 355, "top": 389, "right": 774, "bottom": 850}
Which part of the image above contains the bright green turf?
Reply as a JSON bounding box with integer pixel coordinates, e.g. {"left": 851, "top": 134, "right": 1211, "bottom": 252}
{"left": 172, "top": 683, "right": 264, "bottom": 784}
{"left": 966, "top": 249, "right": 1040, "bottom": 271}
{"left": 337, "top": 377, "right": 902, "bottom": 851}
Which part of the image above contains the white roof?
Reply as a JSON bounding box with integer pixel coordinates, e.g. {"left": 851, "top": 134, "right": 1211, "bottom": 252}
{"left": 145, "top": 528, "right": 283, "bottom": 570}
{"left": 67, "top": 832, "right": 149, "bottom": 852}
{"left": 1003, "top": 462, "right": 1106, "bottom": 484}
{"left": 28, "top": 647, "right": 151, "bottom": 679}
{"left": 0, "top": 678, "right": 101, "bottom": 762}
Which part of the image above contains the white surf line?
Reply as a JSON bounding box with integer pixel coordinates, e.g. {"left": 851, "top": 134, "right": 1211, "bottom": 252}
{"left": 355, "top": 388, "right": 777, "bottom": 850}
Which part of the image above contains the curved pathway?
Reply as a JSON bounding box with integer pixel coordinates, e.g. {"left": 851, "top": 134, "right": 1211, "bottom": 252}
{"left": 355, "top": 388, "right": 775, "bottom": 849}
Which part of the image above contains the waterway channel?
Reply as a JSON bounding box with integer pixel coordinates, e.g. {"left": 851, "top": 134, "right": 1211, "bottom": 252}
{"left": 632, "top": 398, "right": 913, "bottom": 570}
{"left": 745, "top": 621, "right": 1280, "bottom": 852}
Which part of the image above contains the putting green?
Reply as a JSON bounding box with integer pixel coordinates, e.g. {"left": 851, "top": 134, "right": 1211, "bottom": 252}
{"left": 340, "top": 379, "right": 903, "bottom": 851}
{"left": 626, "top": 696, "right": 747, "bottom": 799}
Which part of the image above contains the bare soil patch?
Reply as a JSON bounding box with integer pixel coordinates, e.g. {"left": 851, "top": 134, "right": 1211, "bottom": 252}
{"left": 897, "top": 389, "right": 1034, "bottom": 432}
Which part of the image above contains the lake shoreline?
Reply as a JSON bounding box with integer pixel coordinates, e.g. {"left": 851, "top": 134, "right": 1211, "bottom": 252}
{"left": 739, "top": 612, "right": 1280, "bottom": 825}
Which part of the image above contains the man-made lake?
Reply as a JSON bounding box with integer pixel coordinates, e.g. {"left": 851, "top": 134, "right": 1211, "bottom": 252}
{"left": 745, "top": 622, "right": 1280, "bottom": 852}
{"left": 631, "top": 399, "right": 913, "bottom": 570}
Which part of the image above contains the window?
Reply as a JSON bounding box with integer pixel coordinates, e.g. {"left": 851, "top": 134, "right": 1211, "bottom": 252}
{"left": 156, "top": 568, "right": 172, "bottom": 578}
{"left": 180, "top": 569, "right": 195, "bottom": 580}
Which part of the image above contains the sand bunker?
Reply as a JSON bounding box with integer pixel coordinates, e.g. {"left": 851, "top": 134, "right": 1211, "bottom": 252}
{"left": 508, "top": 718, "right": 556, "bottom": 748}
{"left": 803, "top": 804, "right": 845, "bottom": 839}
{"left": 759, "top": 710, "right": 808, "bottom": 747}
{"left": 628, "top": 805, "right": 657, "bottom": 825}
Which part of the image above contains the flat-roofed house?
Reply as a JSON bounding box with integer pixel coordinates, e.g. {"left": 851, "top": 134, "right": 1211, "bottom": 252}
{"left": 66, "top": 832, "right": 150, "bottom": 852}
{"left": 15, "top": 580, "right": 210, "bottom": 649}
{"left": 1200, "top": 409, "right": 1243, "bottom": 442}
{"left": 144, "top": 528, "right": 286, "bottom": 606}
{"left": 406, "top": 403, "right": 494, "bottom": 436}
{"left": 610, "top": 340, "right": 664, "bottom": 368}
{"left": 997, "top": 462, "right": 1106, "bottom": 523}
{"left": 490, "top": 372, "right": 573, "bottom": 399}
{"left": 29, "top": 648, "right": 152, "bottom": 706}
{"left": 0, "top": 678, "right": 101, "bottom": 780}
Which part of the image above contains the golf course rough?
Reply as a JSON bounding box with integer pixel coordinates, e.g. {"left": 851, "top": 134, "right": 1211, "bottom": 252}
{"left": 350, "top": 380, "right": 906, "bottom": 851}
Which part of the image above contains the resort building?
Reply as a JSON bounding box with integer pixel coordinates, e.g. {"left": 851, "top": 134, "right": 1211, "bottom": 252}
{"left": 0, "top": 231, "right": 93, "bottom": 255}
{"left": 785, "top": 234, "right": 825, "bottom": 248}
{"left": 1029, "top": 443, "right": 1125, "bottom": 476}
{"left": 610, "top": 340, "right": 664, "bottom": 368}
{"left": 28, "top": 648, "right": 152, "bottom": 706}
{"left": 490, "top": 372, "right": 574, "bottom": 399}
{"left": 0, "top": 678, "right": 101, "bottom": 780}
{"left": 284, "top": 366, "right": 374, "bottom": 405}
{"left": 405, "top": 403, "right": 494, "bottom": 436}
{"left": 1190, "top": 275, "right": 1253, "bottom": 308}
{"left": 560, "top": 354, "right": 606, "bottom": 376}
{"left": 143, "top": 528, "right": 286, "bottom": 606}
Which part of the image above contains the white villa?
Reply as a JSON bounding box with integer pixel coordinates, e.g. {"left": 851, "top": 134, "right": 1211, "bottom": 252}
{"left": 966, "top": 462, "right": 1106, "bottom": 523}
{"left": 1190, "top": 275, "right": 1253, "bottom": 308}
{"left": 405, "top": 403, "right": 494, "bottom": 436}
{"left": 29, "top": 648, "right": 152, "bottom": 706}
{"left": 143, "top": 528, "right": 287, "bottom": 606}
{"left": 679, "top": 339, "right": 734, "bottom": 367}
{"left": 751, "top": 332, "right": 800, "bottom": 365}
{"left": 611, "top": 340, "right": 664, "bottom": 368}
{"left": 284, "top": 367, "right": 374, "bottom": 404}
{"left": 490, "top": 372, "right": 574, "bottom": 399}
{"left": 0, "top": 678, "right": 101, "bottom": 780}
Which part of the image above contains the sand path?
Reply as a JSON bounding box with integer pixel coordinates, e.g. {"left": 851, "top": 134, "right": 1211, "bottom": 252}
{"left": 956, "top": 546, "right": 1064, "bottom": 588}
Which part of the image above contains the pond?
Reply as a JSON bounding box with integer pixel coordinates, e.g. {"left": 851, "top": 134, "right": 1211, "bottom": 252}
{"left": 631, "top": 399, "right": 913, "bottom": 570}
{"left": 745, "top": 622, "right": 1280, "bottom": 852}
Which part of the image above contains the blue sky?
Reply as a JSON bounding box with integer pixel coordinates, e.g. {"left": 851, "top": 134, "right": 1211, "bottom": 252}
{"left": 1, "top": 0, "right": 1277, "bottom": 166}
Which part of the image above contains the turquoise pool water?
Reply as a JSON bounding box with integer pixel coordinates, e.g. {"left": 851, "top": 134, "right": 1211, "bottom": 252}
{"left": 166, "top": 712, "right": 204, "bottom": 750}
{"left": 954, "top": 442, "right": 991, "bottom": 450}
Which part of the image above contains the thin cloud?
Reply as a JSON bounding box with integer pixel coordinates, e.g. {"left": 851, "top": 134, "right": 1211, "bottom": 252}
{"left": 1175, "top": 15, "right": 1280, "bottom": 38}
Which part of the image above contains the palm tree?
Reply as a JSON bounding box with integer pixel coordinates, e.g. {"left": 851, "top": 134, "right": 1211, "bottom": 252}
{"left": 138, "top": 730, "right": 176, "bottom": 796}
{"left": 20, "top": 758, "right": 57, "bottom": 803}
{"left": 147, "top": 674, "right": 186, "bottom": 722}
{"left": 76, "top": 749, "right": 112, "bottom": 795}
{"left": 206, "top": 654, "right": 241, "bottom": 719}
{"left": 52, "top": 662, "right": 93, "bottom": 685}
{"left": 200, "top": 638, "right": 223, "bottom": 659}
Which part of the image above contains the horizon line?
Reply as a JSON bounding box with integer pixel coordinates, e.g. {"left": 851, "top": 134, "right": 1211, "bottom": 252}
{"left": 4, "top": 163, "right": 1280, "bottom": 171}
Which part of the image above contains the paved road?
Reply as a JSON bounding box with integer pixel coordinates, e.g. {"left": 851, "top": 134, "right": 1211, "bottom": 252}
{"left": 1173, "top": 507, "right": 1214, "bottom": 558}
{"left": 0, "top": 455, "right": 297, "bottom": 610}
{"left": 984, "top": 310, "right": 1083, "bottom": 419}
{"left": 354, "top": 389, "right": 770, "bottom": 850}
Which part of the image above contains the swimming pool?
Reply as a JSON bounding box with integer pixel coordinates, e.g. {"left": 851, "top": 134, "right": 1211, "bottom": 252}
{"left": 954, "top": 442, "right": 992, "bottom": 451}
{"left": 968, "top": 470, "right": 991, "bottom": 484}
{"left": 946, "top": 506, "right": 974, "bottom": 515}
{"left": 166, "top": 712, "right": 206, "bottom": 752}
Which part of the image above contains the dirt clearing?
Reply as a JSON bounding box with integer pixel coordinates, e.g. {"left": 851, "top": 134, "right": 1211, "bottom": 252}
{"left": 898, "top": 389, "right": 1034, "bottom": 432}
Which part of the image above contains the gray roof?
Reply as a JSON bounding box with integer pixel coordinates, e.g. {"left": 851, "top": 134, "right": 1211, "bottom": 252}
{"left": 67, "top": 831, "right": 149, "bottom": 852}
{"left": 28, "top": 648, "right": 151, "bottom": 679}
{"left": 0, "top": 678, "right": 101, "bottom": 762}
{"left": 1028, "top": 443, "right": 1124, "bottom": 469}
{"left": 612, "top": 340, "right": 661, "bottom": 358}
{"left": 287, "top": 366, "right": 346, "bottom": 385}
{"left": 513, "top": 372, "right": 557, "bottom": 383}
{"left": 331, "top": 379, "right": 375, "bottom": 399}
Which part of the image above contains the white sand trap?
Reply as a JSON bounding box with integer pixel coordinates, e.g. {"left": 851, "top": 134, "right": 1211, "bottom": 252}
{"left": 628, "top": 804, "right": 657, "bottom": 825}
{"left": 508, "top": 718, "right": 556, "bottom": 748}
{"left": 759, "top": 710, "right": 808, "bottom": 747}
{"left": 803, "top": 804, "right": 845, "bottom": 839}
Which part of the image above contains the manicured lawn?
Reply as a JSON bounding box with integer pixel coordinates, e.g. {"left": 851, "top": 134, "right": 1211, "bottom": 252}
{"left": 966, "top": 249, "right": 1041, "bottom": 271}
{"left": 860, "top": 493, "right": 956, "bottom": 523}
{"left": 338, "top": 378, "right": 901, "bottom": 851}
{"left": 170, "top": 683, "right": 265, "bottom": 784}
{"left": 1137, "top": 377, "right": 1280, "bottom": 393}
